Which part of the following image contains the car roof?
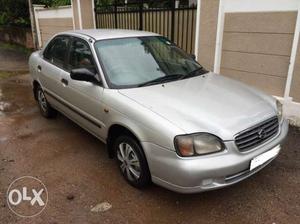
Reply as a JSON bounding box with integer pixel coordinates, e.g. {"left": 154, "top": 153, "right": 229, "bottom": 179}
{"left": 60, "top": 29, "right": 160, "bottom": 40}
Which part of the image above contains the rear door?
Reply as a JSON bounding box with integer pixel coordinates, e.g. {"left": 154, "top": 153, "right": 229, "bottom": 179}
{"left": 38, "top": 35, "right": 70, "bottom": 108}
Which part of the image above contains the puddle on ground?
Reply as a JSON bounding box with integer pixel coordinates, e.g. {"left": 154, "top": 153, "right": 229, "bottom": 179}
{"left": 0, "top": 136, "right": 8, "bottom": 142}
{"left": 8, "top": 78, "right": 27, "bottom": 85}
{"left": 0, "top": 75, "right": 33, "bottom": 116}
{"left": 0, "top": 101, "right": 20, "bottom": 113}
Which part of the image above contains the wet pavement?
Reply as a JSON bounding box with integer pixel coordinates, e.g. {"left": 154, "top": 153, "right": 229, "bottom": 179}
{"left": 0, "top": 74, "right": 299, "bottom": 224}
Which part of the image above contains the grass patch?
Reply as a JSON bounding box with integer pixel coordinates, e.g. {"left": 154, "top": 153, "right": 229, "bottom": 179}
{"left": 0, "top": 41, "right": 33, "bottom": 55}
{"left": 0, "top": 71, "right": 22, "bottom": 79}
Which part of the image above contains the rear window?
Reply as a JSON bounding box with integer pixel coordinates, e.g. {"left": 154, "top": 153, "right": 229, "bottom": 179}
{"left": 43, "top": 36, "right": 70, "bottom": 68}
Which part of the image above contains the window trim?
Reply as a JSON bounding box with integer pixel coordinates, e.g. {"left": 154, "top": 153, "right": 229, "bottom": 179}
{"left": 42, "top": 34, "right": 103, "bottom": 86}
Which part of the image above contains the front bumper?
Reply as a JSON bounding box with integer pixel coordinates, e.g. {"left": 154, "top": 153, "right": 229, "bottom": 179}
{"left": 142, "top": 119, "right": 289, "bottom": 193}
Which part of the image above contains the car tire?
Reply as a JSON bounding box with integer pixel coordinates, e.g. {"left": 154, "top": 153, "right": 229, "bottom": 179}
{"left": 113, "top": 135, "right": 151, "bottom": 188}
{"left": 36, "top": 86, "right": 57, "bottom": 118}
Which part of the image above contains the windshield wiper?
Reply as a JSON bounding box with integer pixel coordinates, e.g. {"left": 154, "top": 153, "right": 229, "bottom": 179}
{"left": 138, "top": 67, "right": 207, "bottom": 87}
{"left": 138, "top": 74, "right": 184, "bottom": 87}
{"left": 179, "top": 67, "right": 207, "bottom": 80}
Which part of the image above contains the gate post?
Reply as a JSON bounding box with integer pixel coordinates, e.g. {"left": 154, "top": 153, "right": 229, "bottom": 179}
{"left": 139, "top": 0, "right": 144, "bottom": 30}
{"left": 171, "top": 0, "right": 175, "bottom": 41}
{"left": 114, "top": 0, "right": 118, "bottom": 28}
{"left": 93, "top": 0, "right": 97, "bottom": 28}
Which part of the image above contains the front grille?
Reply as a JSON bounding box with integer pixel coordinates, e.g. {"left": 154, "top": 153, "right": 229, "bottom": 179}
{"left": 235, "top": 116, "right": 279, "bottom": 152}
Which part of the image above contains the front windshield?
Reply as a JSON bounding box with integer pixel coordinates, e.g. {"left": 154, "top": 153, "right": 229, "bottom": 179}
{"left": 94, "top": 36, "right": 206, "bottom": 88}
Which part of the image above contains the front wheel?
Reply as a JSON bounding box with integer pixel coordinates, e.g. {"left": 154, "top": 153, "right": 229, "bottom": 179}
{"left": 114, "top": 135, "right": 151, "bottom": 188}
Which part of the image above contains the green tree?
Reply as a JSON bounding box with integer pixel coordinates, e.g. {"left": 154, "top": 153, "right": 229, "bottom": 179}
{"left": 33, "top": 0, "right": 71, "bottom": 7}
{"left": 0, "top": 0, "right": 30, "bottom": 26}
{"left": 95, "top": 0, "right": 113, "bottom": 7}
{"left": 0, "top": 0, "right": 71, "bottom": 27}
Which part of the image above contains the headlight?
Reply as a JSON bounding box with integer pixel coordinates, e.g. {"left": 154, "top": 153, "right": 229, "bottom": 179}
{"left": 174, "top": 133, "right": 224, "bottom": 157}
{"left": 276, "top": 100, "right": 283, "bottom": 121}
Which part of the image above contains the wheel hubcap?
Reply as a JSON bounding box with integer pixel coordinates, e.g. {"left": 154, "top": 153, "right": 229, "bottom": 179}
{"left": 38, "top": 90, "right": 47, "bottom": 112}
{"left": 117, "top": 143, "right": 141, "bottom": 181}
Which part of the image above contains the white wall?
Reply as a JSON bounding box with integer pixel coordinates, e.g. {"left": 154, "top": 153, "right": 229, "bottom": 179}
{"left": 209, "top": 0, "right": 300, "bottom": 124}
{"left": 33, "top": 5, "right": 74, "bottom": 48}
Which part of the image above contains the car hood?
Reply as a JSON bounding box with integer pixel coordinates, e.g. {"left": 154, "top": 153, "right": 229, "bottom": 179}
{"left": 118, "top": 73, "right": 277, "bottom": 140}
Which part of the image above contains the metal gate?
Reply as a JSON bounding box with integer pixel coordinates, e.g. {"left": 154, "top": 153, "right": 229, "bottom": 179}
{"left": 94, "top": 0, "right": 197, "bottom": 54}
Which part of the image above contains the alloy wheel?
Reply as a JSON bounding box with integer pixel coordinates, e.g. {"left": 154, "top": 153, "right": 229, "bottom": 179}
{"left": 37, "top": 89, "right": 47, "bottom": 112}
{"left": 117, "top": 142, "right": 141, "bottom": 181}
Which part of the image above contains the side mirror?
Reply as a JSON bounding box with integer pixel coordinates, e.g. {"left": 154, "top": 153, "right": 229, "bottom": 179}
{"left": 70, "top": 68, "right": 100, "bottom": 84}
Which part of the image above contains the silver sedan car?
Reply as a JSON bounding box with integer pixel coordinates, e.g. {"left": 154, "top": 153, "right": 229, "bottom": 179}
{"left": 29, "top": 29, "right": 288, "bottom": 193}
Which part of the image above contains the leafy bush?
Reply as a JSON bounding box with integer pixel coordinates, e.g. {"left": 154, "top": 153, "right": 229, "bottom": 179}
{"left": 0, "top": 0, "right": 71, "bottom": 27}
{"left": 0, "top": 0, "right": 30, "bottom": 27}
{"left": 33, "top": 0, "right": 71, "bottom": 8}
{"left": 0, "top": 11, "right": 8, "bottom": 26}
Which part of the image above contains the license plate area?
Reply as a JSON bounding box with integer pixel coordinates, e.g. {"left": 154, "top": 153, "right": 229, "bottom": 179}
{"left": 250, "top": 145, "right": 281, "bottom": 171}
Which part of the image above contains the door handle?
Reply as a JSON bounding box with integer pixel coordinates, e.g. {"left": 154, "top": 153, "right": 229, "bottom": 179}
{"left": 37, "top": 65, "right": 42, "bottom": 72}
{"left": 61, "top": 78, "right": 68, "bottom": 86}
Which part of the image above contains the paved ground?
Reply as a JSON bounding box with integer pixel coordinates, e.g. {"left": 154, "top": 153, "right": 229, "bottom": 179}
{"left": 0, "top": 42, "right": 29, "bottom": 72}
{"left": 0, "top": 74, "right": 299, "bottom": 224}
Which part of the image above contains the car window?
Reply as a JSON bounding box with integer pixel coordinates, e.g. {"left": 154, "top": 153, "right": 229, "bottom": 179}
{"left": 43, "top": 36, "right": 69, "bottom": 68}
{"left": 67, "top": 38, "right": 96, "bottom": 72}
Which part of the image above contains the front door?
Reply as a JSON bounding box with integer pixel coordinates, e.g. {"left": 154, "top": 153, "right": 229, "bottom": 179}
{"left": 59, "top": 37, "right": 106, "bottom": 140}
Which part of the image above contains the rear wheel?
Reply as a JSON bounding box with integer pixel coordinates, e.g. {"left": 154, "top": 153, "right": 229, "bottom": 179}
{"left": 113, "top": 135, "right": 151, "bottom": 188}
{"left": 36, "top": 86, "right": 57, "bottom": 118}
